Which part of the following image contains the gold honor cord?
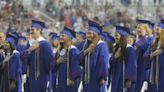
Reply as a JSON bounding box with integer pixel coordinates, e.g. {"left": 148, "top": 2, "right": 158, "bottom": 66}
{"left": 84, "top": 54, "right": 87, "bottom": 84}
{"left": 35, "top": 50, "right": 37, "bottom": 80}
{"left": 37, "top": 47, "right": 40, "bottom": 80}
{"left": 67, "top": 48, "right": 70, "bottom": 86}
{"left": 155, "top": 56, "right": 159, "bottom": 90}
{"left": 149, "top": 58, "right": 154, "bottom": 84}
{"left": 85, "top": 52, "right": 90, "bottom": 84}
{"left": 123, "top": 58, "right": 126, "bottom": 92}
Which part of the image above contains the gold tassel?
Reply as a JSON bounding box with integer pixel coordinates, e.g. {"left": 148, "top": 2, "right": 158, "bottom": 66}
{"left": 155, "top": 56, "right": 159, "bottom": 90}
{"left": 37, "top": 47, "right": 40, "bottom": 80}
{"left": 67, "top": 48, "right": 70, "bottom": 86}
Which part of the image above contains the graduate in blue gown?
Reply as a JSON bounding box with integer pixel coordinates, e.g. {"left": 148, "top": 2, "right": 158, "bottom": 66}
{"left": 1, "top": 33, "right": 22, "bottom": 92}
{"left": 110, "top": 26, "right": 137, "bottom": 92}
{"left": 144, "top": 22, "right": 164, "bottom": 92}
{"left": 134, "top": 20, "right": 151, "bottom": 92}
{"left": 55, "top": 27, "right": 81, "bottom": 92}
{"left": 0, "top": 32, "right": 7, "bottom": 92}
{"left": 50, "top": 34, "right": 61, "bottom": 92}
{"left": 75, "top": 31, "right": 86, "bottom": 51}
{"left": 27, "top": 20, "right": 54, "bottom": 92}
{"left": 16, "top": 35, "right": 29, "bottom": 92}
{"left": 79, "top": 20, "right": 109, "bottom": 92}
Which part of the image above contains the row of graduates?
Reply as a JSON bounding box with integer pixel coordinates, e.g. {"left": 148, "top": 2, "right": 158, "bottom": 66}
{"left": 0, "top": 18, "right": 164, "bottom": 92}
{"left": 0, "top": 20, "right": 109, "bottom": 92}
{"left": 107, "top": 19, "right": 164, "bottom": 92}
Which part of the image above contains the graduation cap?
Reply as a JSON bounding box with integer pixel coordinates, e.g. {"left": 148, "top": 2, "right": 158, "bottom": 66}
{"left": 31, "top": 20, "right": 45, "bottom": 29}
{"left": 18, "top": 36, "right": 26, "bottom": 41}
{"left": 88, "top": 20, "right": 102, "bottom": 34}
{"left": 51, "top": 34, "right": 60, "bottom": 40}
{"left": 62, "top": 27, "right": 76, "bottom": 39}
{"left": 49, "top": 32, "right": 58, "bottom": 37}
{"left": 137, "top": 19, "right": 154, "bottom": 29}
{"left": 157, "top": 20, "right": 164, "bottom": 29}
{"left": 137, "top": 19, "right": 150, "bottom": 24}
{"left": 103, "top": 21, "right": 110, "bottom": 27}
{"left": 148, "top": 22, "right": 155, "bottom": 29}
{"left": 102, "top": 32, "right": 110, "bottom": 37}
{"left": 104, "top": 34, "right": 115, "bottom": 43}
{"left": 99, "top": 33, "right": 105, "bottom": 39}
{"left": 6, "top": 32, "right": 18, "bottom": 46}
{"left": 115, "top": 26, "right": 130, "bottom": 37}
{"left": 76, "top": 31, "right": 86, "bottom": 39}
{"left": 26, "top": 29, "right": 32, "bottom": 35}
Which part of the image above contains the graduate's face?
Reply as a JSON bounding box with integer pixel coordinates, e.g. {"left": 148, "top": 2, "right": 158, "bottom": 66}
{"left": 126, "top": 36, "right": 134, "bottom": 46}
{"left": 52, "top": 40, "right": 60, "bottom": 48}
{"left": 31, "top": 28, "right": 40, "bottom": 39}
{"left": 18, "top": 39, "right": 26, "bottom": 45}
{"left": 0, "top": 32, "right": 5, "bottom": 43}
{"left": 60, "top": 34, "right": 68, "bottom": 43}
{"left": 76, "top": 34, "right": 83, "bottom": 42}
{"left": 137, "top": 25, "right": 146, "bottom": 36}
{"left": 114, "top": 32, "right": 121, "bottom": 43}
{"left": 155, "top": 27, "right": 162, "bottom": 37}
{"left": 86, "top": 31, "right": 94, "bottom": 41}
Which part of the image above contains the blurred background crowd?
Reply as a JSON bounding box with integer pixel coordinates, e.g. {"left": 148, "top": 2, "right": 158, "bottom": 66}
{"left": 0, "top": 0, "right": 164, "bottom": 36}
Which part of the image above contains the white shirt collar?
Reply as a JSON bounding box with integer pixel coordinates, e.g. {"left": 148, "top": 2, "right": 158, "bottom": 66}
{"left": 126, "top": 44, "right": 132, "bottom": 48}
{"left": 53, "top": 48, "right": 57, "bottom": 54}
{"left": 36, "top": 36, "right": 46, "bottom": 42}
{"left": 68, "top": 45, "right": 76, "bottom": 50}
{"left": 97, "top": 40, "right": 104, "bottom": 45}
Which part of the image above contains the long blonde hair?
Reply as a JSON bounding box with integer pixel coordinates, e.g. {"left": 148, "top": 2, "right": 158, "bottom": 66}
{"left": 159, "top": 30, "right": 164, "bottom": 49}
{"left": 141, "top": 24, "right": 152, "bottom": 36}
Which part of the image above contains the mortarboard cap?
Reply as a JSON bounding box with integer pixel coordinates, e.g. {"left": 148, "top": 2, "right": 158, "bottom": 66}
{"left": 51, "top": 34, "right": 60, "bottom": 41}
{"left": 18, "top": 36, "right": 26, "bottom": 41}
{"left": 103, "top": 21, "right": 110, "bottom": 27}
{"left": 105, "top": 34, "right": 115, "bottom": 43}
{"left": 115, "top": 26, "right": 130, "bottom": 37}
{"left": 137, "top": 19, "right": 154, "bottom": 29}
{"left": 157, "top": 20, "right": 164, "bottom": 29}
{"left": 77, "top": 31, "right": 86, "bottom": 38}
{"left": 62, "top": 27, "right": 76, "bottom": 39}
{"left": 49, "top": 32, "right": 57, "bottom": 37}
{"left": 99, "top": 33, "right": 105, "bottom": 39}
{"left": 88, "top": 20, "right": 102, "bottom": 34}
{"left": 6, "top": 32, "right": 19, "bottom": 46}
{"left": 31, "top": 20, "right": 45, "bottom": 29}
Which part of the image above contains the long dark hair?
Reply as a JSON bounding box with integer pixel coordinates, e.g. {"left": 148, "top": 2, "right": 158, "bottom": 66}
{"left": 113, "top": 36, "right": 127, "bottom": 59}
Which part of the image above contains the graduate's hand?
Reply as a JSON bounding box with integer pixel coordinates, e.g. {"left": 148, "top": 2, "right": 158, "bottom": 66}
{"left": 151, "top": 49, "right": 163, "bottom": 57}
{"left": 84, "top": 44, "right": 94, "bottom": 55}
{"left": 67, "top": 79, "right": 74, "bottom": 87}
{"left": 3, "top": 55, "right": 10, "bottom": 64}
{"left": 114, "top": 48, "right": 121, "bottom": 58}
{"left": 99, "top": 79, "right": 105, "bottom": 86}
{"left": 0, "top": 49, "right": 4, "bottom": 53}
{"left": 125, "top": 80, "right": 131, "bottom": 88}
{"left": 29, "top": 43, "right": 39, "bottom": 52}
{"left": 57, "top": 56, "right": 67, "bottom": 64}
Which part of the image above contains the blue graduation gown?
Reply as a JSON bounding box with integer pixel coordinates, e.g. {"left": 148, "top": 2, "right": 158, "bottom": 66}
{"left": 158, "top": 51, "right": 164, "bottom": 92}
{"left": 110, "top": 45, "right": 137, "bottom": 92}
{"left": 81, "top": 41, "right": 109, "bottom": 92}
{"left": 125, "top": 45, "right": 137, "bottom": 92}
{"left": 16, "top": 44, "right": 29, "bottom": 74}
{"left": 134, "top": 36, "right": 149, "bottom": 92}
{"left": 0, "top": 53, "right": 4, "bottom": 92}
{"left": 28, "top": 40, "right": 54, "bottom": 92}
{"left": 2, "top": 51, "right": 22, "bottom": 92}
{"left": 51, "top": 49, "right": 60, "bottom": 92}
{"left": 57, "top": 45, "right": 81, "bottom": 92}
{"left": 75, "top": 40, "right": 86, "bottom": 51}
{"left": 145, "top": 48, "right": 164, "bottom": 92}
